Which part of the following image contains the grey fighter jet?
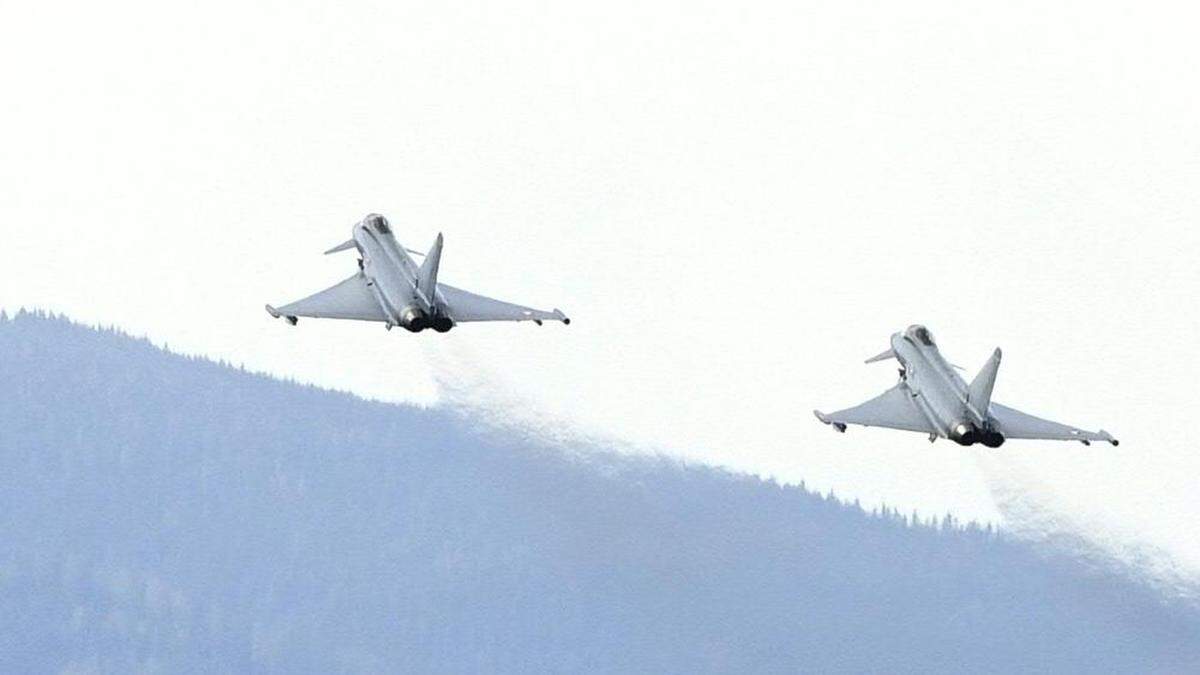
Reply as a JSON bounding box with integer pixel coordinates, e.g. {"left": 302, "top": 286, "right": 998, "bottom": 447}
{"left": 266, "top": 213, "right": 570, "bottom": 333}
{"left": 814, "top": 325, "right": 1118, "bottom": 447}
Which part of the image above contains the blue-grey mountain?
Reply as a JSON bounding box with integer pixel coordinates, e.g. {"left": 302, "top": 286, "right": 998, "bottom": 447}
{"left": 0, "top": 312, "right": 1192, "bottom": 673}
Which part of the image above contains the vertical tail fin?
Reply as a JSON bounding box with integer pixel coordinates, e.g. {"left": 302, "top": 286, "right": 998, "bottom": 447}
{"left": 967, "top": 348, "right": 1002, "bottom": 417}
{"left": 416, "top": 233, "right": 444, "bottom": 301}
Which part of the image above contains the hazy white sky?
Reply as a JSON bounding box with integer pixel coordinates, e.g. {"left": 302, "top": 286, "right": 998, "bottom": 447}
{"left": 3, "top": 1, "right": 1199, "bottom": 587}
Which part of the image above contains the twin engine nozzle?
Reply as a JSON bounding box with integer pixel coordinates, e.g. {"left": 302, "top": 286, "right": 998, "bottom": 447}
{"left": 399, "top": 306, "right": 453, "bottom": 333}
{"left": 951, "top": 423, "right": 1005, "bottom": 448}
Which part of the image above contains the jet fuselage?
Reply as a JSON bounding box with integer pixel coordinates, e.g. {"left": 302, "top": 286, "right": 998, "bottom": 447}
{"left": 267, "top": 212, "right": 569, "bottom": 332}
{"left": 815, "top": 325, "right": 1115, "bottom": 447}
{"left": 890, "top": 326, "right": 1003, "bottom": 447}
{"left": 351, "top": 214, "right": 449, "bottom": 332}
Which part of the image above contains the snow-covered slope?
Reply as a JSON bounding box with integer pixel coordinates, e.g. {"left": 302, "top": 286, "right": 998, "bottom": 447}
{"left": 0, "top": 311, "right": 1196, "bottom": 673}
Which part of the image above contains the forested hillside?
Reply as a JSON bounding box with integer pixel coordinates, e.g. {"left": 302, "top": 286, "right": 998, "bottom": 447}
{"left": 0, "top": 311, "right": 1196, "bottom": 673}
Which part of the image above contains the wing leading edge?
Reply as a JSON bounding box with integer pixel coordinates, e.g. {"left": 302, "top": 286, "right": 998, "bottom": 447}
{"left": 266, "top": 273, "right": 387, "bottom": 323}
{"left": 438, "top": 284, "right": 570, "bottom": 325}
{"left": 988, "top": 402, "right": 1118, "bottom": 445}
{"left": 814, "top": 384, "right": 936, "bottom": 434}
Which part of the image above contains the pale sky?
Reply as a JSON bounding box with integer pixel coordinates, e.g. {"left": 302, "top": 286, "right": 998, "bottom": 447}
{"left": 3, "top": 1, "right": 1199, "bottom": 590}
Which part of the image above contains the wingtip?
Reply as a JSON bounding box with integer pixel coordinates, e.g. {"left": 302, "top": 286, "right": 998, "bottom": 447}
{"left": 265, "top": 304, "right": 281, "bottom": 319}
{"left": 553, "top": 309, "right": 571, "bottom": 325}
{"left": 814, "top": 411, "right": 846, "bottom": 432}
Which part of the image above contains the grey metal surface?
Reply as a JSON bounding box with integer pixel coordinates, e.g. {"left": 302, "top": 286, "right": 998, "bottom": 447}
{"left": 815, "top": 325, "right": 1118, "bottom": 447}
{"left": 267, "top": 213, "right": 570, "bottom": 333}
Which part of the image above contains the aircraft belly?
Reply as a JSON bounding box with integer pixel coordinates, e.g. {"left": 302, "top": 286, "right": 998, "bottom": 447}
{"left": 365, "top": 278, "right": 393, "bottom": 322}
{"left": 908, "top": 375, "right": 960, "bottom": 433}
{"left": 927, "top": 389, "right": 962, "bottom": 431}
{"left": 904, "top": 347, "right": 969, "bottom": 430}
{"left": 364, "top": 239, "right": 420, "bottom": 316}
{"left": 910, "top": 392, "right": 946, "bottom": 436}
{"left": 374, "top": 272, "right": 410, "bottom": 315}
{"left": 360, "top": 232, "right": 447, "bottom": 321}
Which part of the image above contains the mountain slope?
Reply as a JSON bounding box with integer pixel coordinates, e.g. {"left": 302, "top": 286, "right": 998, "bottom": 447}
{"left": 0, "top": 311, "right": 1196, "bottom": 673}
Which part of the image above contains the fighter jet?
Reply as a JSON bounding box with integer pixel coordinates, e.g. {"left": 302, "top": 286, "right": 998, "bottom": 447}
{"left": 814, "top": 325, "right": 1118, "bottom": 447}
{"left": 266, "top": 213, "right": 570, "bottom": 333}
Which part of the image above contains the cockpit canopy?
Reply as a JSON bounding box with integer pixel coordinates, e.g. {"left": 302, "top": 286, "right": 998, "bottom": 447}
{"left": 363, "top": 213, "right": 392, "bottom": 235}
{"left": 905, "top": 324, "right": 936, "bottom": 346}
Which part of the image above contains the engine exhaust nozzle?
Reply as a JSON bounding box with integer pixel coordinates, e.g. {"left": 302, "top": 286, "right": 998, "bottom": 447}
{"left": 952, "top": 423, "right": 978, "bottom": 446}
{"left": 951, "top": 423, "right": 1005, "bottom": 448}
{"left": 400, "top": 306, "right": 429, "bottom": 332}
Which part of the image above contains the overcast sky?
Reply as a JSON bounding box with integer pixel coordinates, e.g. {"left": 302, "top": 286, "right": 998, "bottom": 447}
{"left": 3, "top": 1, "right": 1198, "bottom": 589}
